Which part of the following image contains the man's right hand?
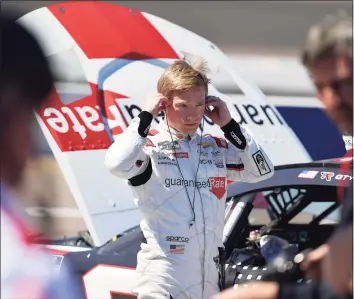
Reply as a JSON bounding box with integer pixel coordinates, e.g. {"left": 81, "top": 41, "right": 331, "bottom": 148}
{"left": 143, "top": 93, "right": 168, "bottom": 118}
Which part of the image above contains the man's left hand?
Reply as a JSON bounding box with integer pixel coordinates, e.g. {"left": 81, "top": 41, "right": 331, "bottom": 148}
{"left": 205, "top": 96, "right": 232, "bottom": 127}
{"left": 212, "top": 282, "right": 279, "bottom": 299}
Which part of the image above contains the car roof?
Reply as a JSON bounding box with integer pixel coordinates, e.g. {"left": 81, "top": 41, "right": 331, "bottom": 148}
{"left": 227, "top": 157, "right": 353, "bottom": 197}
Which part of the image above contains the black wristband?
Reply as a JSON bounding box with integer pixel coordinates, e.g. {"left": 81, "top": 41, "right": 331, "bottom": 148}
{"left": 221, "top": 118, "right": 246, "bottom": 150}
{"left": 137, "top": 111, "right": 153, "bottom": 137}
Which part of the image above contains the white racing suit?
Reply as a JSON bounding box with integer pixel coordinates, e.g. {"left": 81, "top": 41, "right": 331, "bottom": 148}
{"left": 105, "top": 111, "right": 274, "bottom": 299}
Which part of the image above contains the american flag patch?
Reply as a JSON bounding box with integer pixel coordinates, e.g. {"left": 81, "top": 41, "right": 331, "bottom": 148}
{"left": 298, "top": 170, "right": 319, "bottom": 179}
{"left": 170, "top": 245, "right": 185, "bottom": 254}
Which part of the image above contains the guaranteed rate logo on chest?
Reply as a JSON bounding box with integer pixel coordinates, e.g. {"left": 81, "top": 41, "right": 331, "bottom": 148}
{"left": 164, "top": 177, "right": 226, "bottom": 199}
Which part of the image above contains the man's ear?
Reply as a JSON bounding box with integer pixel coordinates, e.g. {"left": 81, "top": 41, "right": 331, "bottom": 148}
{"left": 161, "top": 98, "right": 171, "bottom": 109}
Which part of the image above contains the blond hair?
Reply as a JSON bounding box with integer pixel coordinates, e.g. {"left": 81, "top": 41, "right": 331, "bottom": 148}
{"left": 301, "top": 10, "right": 353, "bottom": 68}
{"left": 157, "top": 59, "right": 211, "bottom": 99}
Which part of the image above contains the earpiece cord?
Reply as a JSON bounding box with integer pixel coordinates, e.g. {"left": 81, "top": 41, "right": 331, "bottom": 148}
{"left": 191, "top": 118, "right": 204, "bottom": 212}
{"left": 165, "top": 111, "right": 203, "bottom": 227}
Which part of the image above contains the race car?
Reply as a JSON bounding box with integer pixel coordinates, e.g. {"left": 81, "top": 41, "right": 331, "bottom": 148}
{"left": 40, "top": 156, "right": 352, "bottom": 298}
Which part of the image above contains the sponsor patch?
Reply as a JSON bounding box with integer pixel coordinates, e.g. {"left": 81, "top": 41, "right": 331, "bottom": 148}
{"left": 215, "top": 158, "right": 224, "bottom": 168}
{"left": 169, "top": 245, "right": 185, "bottom": 254}
{"left": 157, "top": 140, "right": 180, "bottom": 150}
{"left": 209, "top": 177, "right": 226, "bottom": 200}
{"left": 148, "top": 129, "right": 159, "bottom": 136}
{"left": 173, "top": 152, "right": 189, "bottom": 158}
{"left": 298, "top": 170, "right": 319, "bottom": 179}
{"left": 198, "top": 142, "right": 212, "bottom": 148}
{"left": 212, "top": 137, "right": 228, "bottom": 149}
{"left": 157, "top": 154, "right": 177, "bottom": 166}
{"left": 230, "top": 131, "right": 243, "bottom": 146}
{"left": 197, "top": 150, "right": 209, "bottom": 157}
{"left": 252, "top": 151, "right": 271, "bottom": 176}
{"left": 211, "top": 150, "right": 222, "bottom": 158}
{"left": 200, "top": 159, "right": 224, "bottom": 168}
{"left": 166, "top": 236, "right": 189, "bottom": 243}
{"left": 164, "top": 177, "right": 226, "bottom": 200}
{"left": 136, "top": 160, "right": 144, "bottom": 168}
{"left": 165, "top": 178, "right": 210, "bottom": 189}
{"left": 145, "top": 138, "right": 155, "bottom": 147}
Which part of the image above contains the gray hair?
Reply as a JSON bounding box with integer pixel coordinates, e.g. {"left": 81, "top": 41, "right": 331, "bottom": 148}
{"left": 301, "top": 10, "right": 353, "bottom": 68}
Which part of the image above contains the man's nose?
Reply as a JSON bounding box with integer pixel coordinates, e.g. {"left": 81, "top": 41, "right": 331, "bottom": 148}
{"left": 186, "top": 115, "right": 194, "bottom": 121}
{"left": 322, "top": 84, "right": 336, "bottom": 95}
{"left": 319, "top": 86, "right": 341, "bottom": 108}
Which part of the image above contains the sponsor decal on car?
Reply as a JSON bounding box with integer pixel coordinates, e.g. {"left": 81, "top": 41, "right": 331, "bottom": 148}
{"left": 298, "top": 170, "right": 319, "bottom": 179}
{"left": 320, "top": 171, "right": 353, "bottom": 182}
{"left": 320, "top": 171, "right": 335, "bottom": 182}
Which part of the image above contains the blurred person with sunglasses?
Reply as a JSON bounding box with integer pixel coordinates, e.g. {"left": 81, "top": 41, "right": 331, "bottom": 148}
{"left": 212, "top": 10, "right": 353, "bottom": 299}
{"left": 1, "top": 13, "right": 81, "bottom": 299}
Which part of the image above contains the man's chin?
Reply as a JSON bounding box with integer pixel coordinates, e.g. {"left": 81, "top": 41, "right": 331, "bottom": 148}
{"left": 182, "top": 126, "right": 199, "bottom": 134}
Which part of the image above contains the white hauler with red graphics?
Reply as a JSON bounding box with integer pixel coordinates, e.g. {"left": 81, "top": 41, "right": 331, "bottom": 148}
{"left": 17, "top": 2, "right": 311, "bottom": 247}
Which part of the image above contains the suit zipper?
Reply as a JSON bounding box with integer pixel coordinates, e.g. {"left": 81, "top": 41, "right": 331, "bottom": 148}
{"left": 188, "top": 138, "right": 206, "bottom": 297}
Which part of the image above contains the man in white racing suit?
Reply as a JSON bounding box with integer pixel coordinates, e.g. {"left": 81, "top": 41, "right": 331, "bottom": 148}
{"left": 105, "top": 59, "right": 274, "bottom": 299}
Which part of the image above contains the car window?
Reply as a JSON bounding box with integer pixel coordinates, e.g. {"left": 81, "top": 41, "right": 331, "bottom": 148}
{"left": 290, "top": 202, "right": 340, "bottom": 224}
{"left": 226, "top": 185, "right": 340, "bottom": 226}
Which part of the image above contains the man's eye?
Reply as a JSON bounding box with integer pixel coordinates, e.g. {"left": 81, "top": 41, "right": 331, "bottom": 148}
{"left": 196, "top": 103, "right": 203, "bottom": 107}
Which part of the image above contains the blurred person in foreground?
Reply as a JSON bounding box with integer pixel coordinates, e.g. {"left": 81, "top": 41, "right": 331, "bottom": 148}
{"left": 0, "top": 13, "right": 80, "bottom": 299}
{"left": 105, "top": 59, "right": 274, "bottom": 299}
{"left": 212, "top": 10, "right": 353, "bottom": 299}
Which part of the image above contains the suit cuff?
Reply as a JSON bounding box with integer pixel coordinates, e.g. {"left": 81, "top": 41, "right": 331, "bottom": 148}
{"left": 137, "top": 111, "right": 153, "bottom": 137}
{"left": 221, "top": 118, "right": 246, "bottom": 150}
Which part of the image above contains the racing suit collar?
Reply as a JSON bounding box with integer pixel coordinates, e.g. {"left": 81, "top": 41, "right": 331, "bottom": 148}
{"left": 158, "top": 120, "right": 199, "bottom": 141}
